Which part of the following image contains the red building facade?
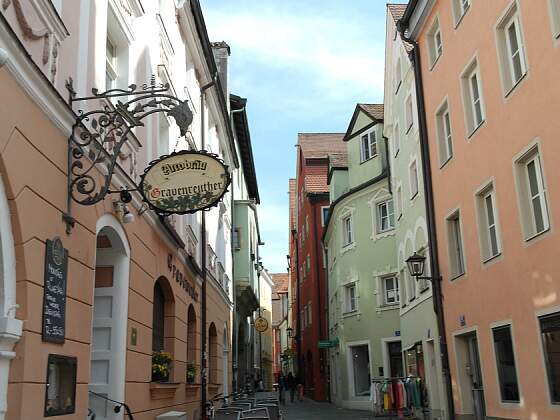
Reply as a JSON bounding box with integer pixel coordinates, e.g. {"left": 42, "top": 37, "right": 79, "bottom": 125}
{"left": 290, "top": 134, "right": 345, "bottom": 401}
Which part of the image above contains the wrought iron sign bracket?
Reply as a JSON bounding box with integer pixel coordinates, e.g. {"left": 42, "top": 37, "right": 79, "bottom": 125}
{"left": 62, "top": 76, "right": 193, "bottom": 234}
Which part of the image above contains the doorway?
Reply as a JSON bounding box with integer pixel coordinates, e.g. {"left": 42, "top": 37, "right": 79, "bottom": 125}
{"left": 455, "top": 331, "right": 486, "bottom": 419}
{"left": 425, "top": 340, "right": 441, "bottom": 413}
{"left": 89, "top": 221, "right": 130, "bottom": 420}
{"left": 387, "top": 341, "right": 403, "bottom": 377}
{"left": 349, "top": 344, "right": 370, "bottom": 397}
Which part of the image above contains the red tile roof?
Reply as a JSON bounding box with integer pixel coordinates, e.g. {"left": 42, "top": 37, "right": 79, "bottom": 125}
{"left": 298, "top": 133, "right": 346, "bottom": 159}
{"left": 271, "top": 273, "right": 289, "bottom": 299}
{"left": 304, "top": 173, "right": 329, "bottom": 193}
{"left": 387, "top": 3, "right": 414, "bottom": 53}
{"left": 329, "top": 152, "right": 348, "bottom": 169}
{"left": 359, "top": 104, "right": 384, "bottom": 121}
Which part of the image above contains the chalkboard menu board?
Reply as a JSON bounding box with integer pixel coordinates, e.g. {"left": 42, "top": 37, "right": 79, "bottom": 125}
{"left": 42, "top": 238, "right": 68, "bottom": 343}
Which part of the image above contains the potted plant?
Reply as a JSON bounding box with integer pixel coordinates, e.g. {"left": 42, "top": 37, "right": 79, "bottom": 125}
{"left": 186, "top": 362, "right": 197, "bottom": 384}
{"left": 152, "top": 351, "right": 172, "bottom": 382}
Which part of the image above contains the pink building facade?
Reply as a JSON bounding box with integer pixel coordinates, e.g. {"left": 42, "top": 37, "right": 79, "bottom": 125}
{"left": 402, "top": 0, "right": 560, "bottom": 418}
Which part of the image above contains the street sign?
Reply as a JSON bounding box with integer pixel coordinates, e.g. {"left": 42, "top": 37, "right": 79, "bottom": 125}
{"left": 140, "top": 150, "right": 231, "bottom": 215}
{"left": 255, "top": 317, "right": 269, "bottom": 332}
{"left": 318, "top": 339, "right": 338, "bottom": 349}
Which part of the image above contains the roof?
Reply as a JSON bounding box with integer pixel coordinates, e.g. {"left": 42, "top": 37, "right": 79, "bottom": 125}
{"left": 329, "top": 153, "right": 348, "bottom": 169}
{"left": 298, "top": 133, "right": 346, "bottom": 159}
{"left": 271, "top": 273, "right": 289, "bottom": 299}
{"left": 289, "top": 179, "right": 296, "bottom": 231}
{"left": 210, "top": 41, "right": 231, "bottom": 54}
{"left": 231, "top": 94, "right": 260, "bottom": 203}
{"left": 387, "top": 3, "right": 414, "bottom": 52}
{"left": 304, "top": 173, "right": 329, "bottom": 193}
{"left": 343, "top": 103, "right": 384, "bottom": 142}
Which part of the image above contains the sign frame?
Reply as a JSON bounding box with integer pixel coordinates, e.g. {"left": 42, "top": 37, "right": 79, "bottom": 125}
{"left": 41, "top": 237, "right": 68, "bottom": 344}
{"left": 139, "top": 149, "right": 231, "bottom": 216}
{"left": 255, "top": 317, "right": 269, "bottom": 333}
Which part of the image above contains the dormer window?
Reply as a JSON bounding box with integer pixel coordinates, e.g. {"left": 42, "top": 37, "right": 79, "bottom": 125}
{"left": 360, "top": 131, "right": 377, "bottom": 162}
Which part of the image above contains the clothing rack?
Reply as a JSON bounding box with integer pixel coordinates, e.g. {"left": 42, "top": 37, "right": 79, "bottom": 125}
{"left": 370, "top": 376, "right": 429, "bottom": 419}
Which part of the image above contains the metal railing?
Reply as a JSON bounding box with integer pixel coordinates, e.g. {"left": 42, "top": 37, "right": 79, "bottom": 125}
{"left": 88, "top": 391, "right": 134, "bottom": 420}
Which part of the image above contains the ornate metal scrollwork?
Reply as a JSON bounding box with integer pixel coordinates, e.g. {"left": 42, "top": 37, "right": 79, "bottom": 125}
{"left": 67, "top": 77, "right": 193, "bottom": 206}
{"left": 63, "top": 77, "right": 193, "bottom": 233}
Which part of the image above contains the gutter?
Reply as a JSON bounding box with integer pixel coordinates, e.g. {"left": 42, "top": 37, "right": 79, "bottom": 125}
{"left": 398, "top": 22, "right": 456, "bottom": 420}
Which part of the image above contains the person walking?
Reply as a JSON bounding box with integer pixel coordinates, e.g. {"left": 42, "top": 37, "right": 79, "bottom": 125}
{"left": 287, "top": 372, "right": 296, "bottom": 403}
{"left": 297, "top": 376, "right": 304, "bottom": 402}
{"left": 278, "top": 372, "right": 286, "bottom": 404}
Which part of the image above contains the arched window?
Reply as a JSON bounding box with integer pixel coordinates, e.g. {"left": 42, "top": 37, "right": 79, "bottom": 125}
{"left": 187, "top": 305, "right": 197, "bottom": 363}
{"left": 152, "top": 281, "right": 165, "bottom": 352}
{"left": 208, "top": 323, "right": 218, "bottom": 383}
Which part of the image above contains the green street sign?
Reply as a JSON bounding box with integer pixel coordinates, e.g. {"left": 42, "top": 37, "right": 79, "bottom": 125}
{"left": 318, "top": 339, "right": 338, "bottom": 349}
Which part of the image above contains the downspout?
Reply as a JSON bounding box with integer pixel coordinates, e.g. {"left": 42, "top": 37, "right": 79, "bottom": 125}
{"left": 398, "top": 22, "right": 456, "bottom": 420}
{"left": 200, "top": 74, "right": 216, "bottom": 418}
{"left": 291, "top": 228, "right": 302, "bottom": 378}
{"left": 311, "top": 198, "right": 324, "bottom": 398}
{"left": 382, "top": 135, "right": 392, "bottom": 194}
{"left": 324, "top": 246, "right": 331, "bottom": 403}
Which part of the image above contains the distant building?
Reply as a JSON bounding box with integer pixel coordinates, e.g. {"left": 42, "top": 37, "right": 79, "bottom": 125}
{"left": 271, "top": 273, "right": 290, "bottom": 379}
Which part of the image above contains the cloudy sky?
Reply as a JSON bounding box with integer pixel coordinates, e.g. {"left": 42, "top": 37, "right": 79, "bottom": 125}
{"left": 201, "top": 0, "right": 406, "bottom": 273}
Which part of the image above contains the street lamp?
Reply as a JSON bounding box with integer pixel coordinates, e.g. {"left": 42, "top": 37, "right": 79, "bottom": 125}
{"left": 406, "top": 252, "right": 434, "bottom": 281}
{"left": 287, "top": 327, "right": 293, "bottom": 338}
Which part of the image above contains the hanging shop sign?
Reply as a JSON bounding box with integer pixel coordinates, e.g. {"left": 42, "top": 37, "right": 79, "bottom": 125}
{"left": 140, "top": 150, "right": 231, "bottom": 215}
{"left": 42, "top": 237, "right": 68, "bottom": 343}
{"left": 318, "top": 338, "right": 339, "bottom": 349}
{"left": 255, "top": 317, "right": 269, "bottom": 333}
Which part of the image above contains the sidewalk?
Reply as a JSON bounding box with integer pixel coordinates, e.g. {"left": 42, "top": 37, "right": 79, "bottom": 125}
{"left": 281, "top": 398, "right": 372, "bottom": 420}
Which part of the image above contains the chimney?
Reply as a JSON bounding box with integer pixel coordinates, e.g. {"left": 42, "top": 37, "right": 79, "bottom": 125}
{"left": 211, "top": 41, "right": 231, "bottom": 111}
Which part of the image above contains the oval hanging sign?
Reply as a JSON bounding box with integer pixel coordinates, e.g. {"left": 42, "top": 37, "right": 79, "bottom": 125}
{"left": 139, "top": 150, "right": 230, "bottom": 215}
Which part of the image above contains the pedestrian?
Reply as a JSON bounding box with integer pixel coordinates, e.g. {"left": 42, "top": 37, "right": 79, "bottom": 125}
{"left": 278, "top": 373, "right": 286, "bottom": 404}
{"left": 297, "top": 376, "right": 304, "bottom": 402}
{"left": 286, "top": 372, "right": 296, "bottom": 403}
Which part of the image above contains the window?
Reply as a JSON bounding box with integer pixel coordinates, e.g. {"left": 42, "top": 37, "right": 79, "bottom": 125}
{"left": 377, "top": 200, "right": 395, "bottom": 233}
{"left": 344, "top": 283, "right": 357, "bottom": 312}
{"left": 395, "top": 57, "right": 402, "bottom": 93}
{"left": 427, "top": 18, "right": 443, "bottom": 68}
{"left": 461, "top": 59, "right": 485, "bottom": 135}
{"left": 322, "top": 207, "right": 330, "bottom": 226}
{"left": 515, "top": 148, "right": 550, "bottom": 239}
{"left": 409, "top": 161, "right": 419, "bottom": 199}
{"left": 393, "top": 124, "right": 400, "bottom": 156}
{"left": 360, "top": 131, "right": 377, "bottom": 162}
{"left": 492, "top": 325, "right": 520, "bottom": 403}
{"left": 383, "top": 276, "right": 399, "bottom": 305}
{"left": 106, "top": 37, "right": 118, "bottom": 91}
{"left": 305, "top": 215, "right": 309, "bottom": 236}
{"left": 550, "top": 0, "right": 560, "bottom": 37}
{"left": 307, "top": 302, "right": 312, "bottom": 326}
{"left": 399, "top": 269, "right": 408, "bottom": 304}
{"left": 476, "top": 185, "right": 501, "bottom": 261}
{"left": 405, "top": 95, "right": 414, "bottom": 132}
{"left": 453, "top": 0, "right": 471, "bottom": 26}
{"left": 436, "top": 101, "right": 453, "bottom": 165}
{"left": 343, "top": 215, "right": 353, "bottom": 246}
{"left": 45, "top": 355, "right": 77, "bottom": 417}
{"left": 233, "top": 228, "right": 241, "bottom": 250}
{"left": 306, "top": 255, "right": 311, "bottom": 274}
{"left": 540, "top": 312, "right": 560, "bottom": 403}
{"left": 301, "top": 309, "right": 306, "bottom": 329}
{"left": 497, "top": 5, "right": 527, "bottom": 93}
{"left": 152, "top": 281, "right": 165, "bottom": 352}
{"left": 447, "top": 211, "right": 465, "bottom": 278}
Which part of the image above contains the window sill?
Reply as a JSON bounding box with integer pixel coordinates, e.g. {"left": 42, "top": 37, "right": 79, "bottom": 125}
{"left": 454, "top": 8, "right": 470, "bottom": 29}
{"left": 410, "top": 192, "right": 419, "bottom": 201}
{"left": 381, "top": 303, "right": 400, "bottom": 309}
{"left": 439, "top": 155, "right": 453, "bottom": 169}
{"left": 395, "top": 81, "right": 402, "bottom": 95}
{"left": 482, "top": 252, "right": 502, "bottom": 265}
{"left": 525, "top": 227, "right": 551, "bottom": 244}
{"left": 450, "top": 272, "right": 466, "bottom": 282}
{"left": 504, "top": 72, "right": 527, "bottom": 99}
{"left": 360, "top": 154, "right": 378, "bottom": 165}
{"left": 397, "top": 214, "right": 403, "bottom": 222}
{"left": 406, "top": 124, "right": 413, "bottom": 135}
{"left": 342, "top": 310, "right": 359, "bottom": 318}
{"left": 429, "top": 54, "right": 442, "bottom": 71}
{"left": 467, "top": 120, "right": 486, "bottom": 140}
{"left": 150, "top": 381, "right": 180, "bottom": 400}
{"left": 394, "top": 149, "right": 400, "bottom": 158}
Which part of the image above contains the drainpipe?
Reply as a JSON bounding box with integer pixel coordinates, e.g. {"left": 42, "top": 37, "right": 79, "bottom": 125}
{"left": 382, "top": 135, "right": 392, "bottom": 194}
{"left": 324, "top": 246, "right": 331, "bottom": 403}
{"left": 311, "top": 198, "right": 324, "bottom": 400}
{"left": 290, "top": 228, "right": 302, "bottom": 379}
{"left": 398, "top": 23, "right": 456, "bottom": 420}
{"left": 200, "top": 74, "right": 216, "bottom": 419}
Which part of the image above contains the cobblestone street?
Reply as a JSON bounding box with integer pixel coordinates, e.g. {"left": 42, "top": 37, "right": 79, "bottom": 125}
{"left": 281, "top": 399, "right": 371, "bottom": 420}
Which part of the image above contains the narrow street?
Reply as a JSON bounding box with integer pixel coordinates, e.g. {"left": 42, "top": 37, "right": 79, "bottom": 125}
{"left": 281, "top": 399, "right": 371, "bottom": 420}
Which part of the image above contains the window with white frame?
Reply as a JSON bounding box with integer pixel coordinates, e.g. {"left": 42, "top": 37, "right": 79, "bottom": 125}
{"left": 550, "top": 0, "right": 560, "bottom": 37}
{"left": 515, "top": 147, "right": 550, "bottom": 239}
{"left": 461, "top": 58, "right": 485, "bottom": 135}
{"left": 496, "top": 4, "right": 527, "bottom": 94}
{"left": 377, "top": 200, "right": 395, "bottom": 233}
{"left": 383, "top": 276, "right": 399, "bottom": 305}
{"left": 436, "top": 100, "right": 454, "bottom": 165}
{"left": 395, "top": 57, "right": 402, "bottom": 93}
{"left": 393, "top": 123, "right": 400, "bottom": 156}
{"left": 106, "top": 37, "right": 118, "bottom": 91}
{"left": 360, "top": 131, "right": 377, "bottom": 162}
{"left": 405, "top": 95, "right": 414, "bottom": 132}
{"left": 427, "top": 18, "right": 443, "bottom": 68}
{"left": 342, "top": 215, "right": 353, "bottom": 246}
{"left": 452, "top": 0, "right": 471, "bottom": 26}
{"left": 476, "top": 184, "right": 501, "bottom": 261}
{"left": 409, "top": 160, "right": 419, "bottom": 199}
{"left": 447, "top": 211, "right": 466, "bottom": 278}
{"left": 344, "top": 283, "right": 357, "bottom": 313}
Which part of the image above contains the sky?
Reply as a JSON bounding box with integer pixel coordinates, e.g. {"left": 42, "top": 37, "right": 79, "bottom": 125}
{"left": 201, "top": 0, "right": 407, "bottom": 273}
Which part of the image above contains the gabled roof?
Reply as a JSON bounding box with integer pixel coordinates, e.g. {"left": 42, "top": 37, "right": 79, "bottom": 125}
{"left": 298, "top": 133, "right": 346, "bottom": 159}
{"left": 289, "top": 179, "right": 296, "bottom": 231}
{"left": 387, "top": 3, "right": 414, "bottom": 53}
{"left": 231, "top": 94, "right": 260, "bottom": 203}
{"left": 329, "top": 152, "right": 348, "bottom": 169}
{"left": 271, "top": 273, "right": 289, "bottom": 299}
{"left": 343, "top": 103, "right": 384, "bottom": 142}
